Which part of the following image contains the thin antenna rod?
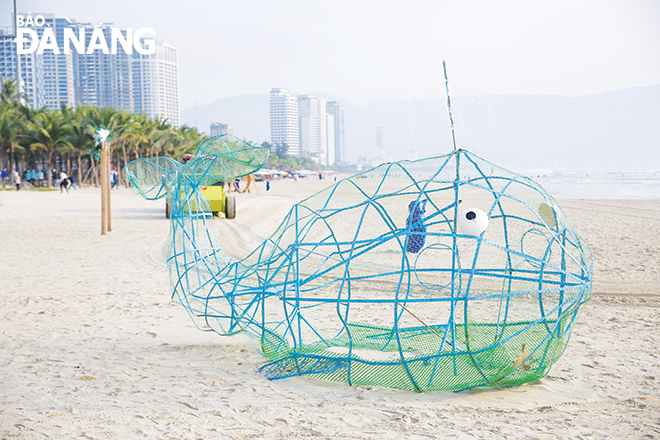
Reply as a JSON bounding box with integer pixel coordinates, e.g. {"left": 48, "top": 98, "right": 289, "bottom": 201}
{"left": 442, "top": 60, "right": 457, "bottom": 151}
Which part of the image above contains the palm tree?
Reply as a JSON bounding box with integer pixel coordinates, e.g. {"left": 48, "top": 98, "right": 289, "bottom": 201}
{"left": 0, "top": 104, "right": 22, "bottom": 171}
{"left": 127, "top": 114, "right": 149, "bottom": 161}
{"left": 68, "top": 105, "right": 95, "bottom": 185}
{"left": 0, "top": 79, "right": 26, "bottom": 107}
{"left": 145, "top": 116, "right": 173, "bottom": 157}
{"left": 0, "top": 79, "right": 32, "bottom": 171}
{"left": 87, "top": 106, "right": 121, "bottom": 131}
{"left": 1, "top": 80, "right": 229, "bottom": 185}
{"left": 87, "top": 106, "right": 127, "bottom": 184}
{"left": 176, "top": 125, "right": 206, "bottom": 157}
{"left": 110, "top": 110, "right": 141, "bottom": 183}
{"left": 23, "top": 109, "right": 73, "bottom": 187}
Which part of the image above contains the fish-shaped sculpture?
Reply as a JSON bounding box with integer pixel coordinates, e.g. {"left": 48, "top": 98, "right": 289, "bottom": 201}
{"left": 124, "top": 136, "right": 593, "bottom": 392}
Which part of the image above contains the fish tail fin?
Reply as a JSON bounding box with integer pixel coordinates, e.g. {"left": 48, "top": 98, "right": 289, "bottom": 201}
{"left": 187, "top": 135, "right": 270, "bottom": 186}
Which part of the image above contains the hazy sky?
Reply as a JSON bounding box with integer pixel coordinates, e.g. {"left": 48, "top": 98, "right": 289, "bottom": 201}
{"left": 1, "top": 0, "right": 658, "bottom": 110}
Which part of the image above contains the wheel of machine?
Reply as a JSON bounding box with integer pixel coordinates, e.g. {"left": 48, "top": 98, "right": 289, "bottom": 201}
{"left": 225, "top": 195, "right": 236, "bottom": 219}
{"left": 165, "top": 202, "right": 171, "bottom": 219}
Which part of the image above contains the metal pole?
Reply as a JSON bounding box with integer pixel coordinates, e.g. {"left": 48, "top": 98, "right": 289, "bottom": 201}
{"left": 442, "top": 60, "right": 457, "bottom": 152}
{"left": 101, "top": 141, "right": 108, "bottom": 235}
{"left": 107, "top": 148, "right": 112, "bottom": 231}
{"left": 13, "top": 0, "right": 23, "bottom": 103}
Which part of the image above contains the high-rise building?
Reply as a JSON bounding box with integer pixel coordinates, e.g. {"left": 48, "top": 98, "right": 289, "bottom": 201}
{"left": 210, "top": 122, "right": 233, "bottom": 136}
{"left": 325, "top": 101, "right": 344, "bottom": 164}
{"left": 0, "top": 13, "right": 179, "bottom": 125}
{"left": 269, "top": 88, "right": 299, "bottom": 155}
{"left": 7, "top": 13, "right": 76, "bottom": 110}
{"left": 269, "top": 89, "right": 343, "bottom": 165}
{"left": 298, "top": 95, "right": 326, "bottom": 164}
{"left": 74, "top": 22, "right": 134, "bottom": 111}
{"left": 50, "top": 17, "right": 76, "bottom": 109}
{"left": 133, "top": 38, "right": 180, "bottom": 126}
{"left": 374, "top": 126, "right": 385, "bottom": 163}
{"left": 0, "top": 29, "right": 16, "bottom": 81}
{"left": 34, "top": 14, "right": 76, "bottom": 110}
{"left": 326, "top": 113, "right": 335, "bottom": 165}
{"left": 0, "top": 25, "right": 45, "bottom": 109}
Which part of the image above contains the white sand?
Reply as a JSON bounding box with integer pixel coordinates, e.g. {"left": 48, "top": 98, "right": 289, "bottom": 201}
{"left": 1, "top": 182, "right": 659, "bottom": 439}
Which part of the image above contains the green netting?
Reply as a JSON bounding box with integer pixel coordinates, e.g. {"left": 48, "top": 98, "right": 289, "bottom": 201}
{"left": 124, "top": 136, "right": 592, "bottom": 392}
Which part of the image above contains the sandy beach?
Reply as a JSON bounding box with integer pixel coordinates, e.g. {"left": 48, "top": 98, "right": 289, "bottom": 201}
{"left": 1, "top": 180, "right": 659, "bottom": 439}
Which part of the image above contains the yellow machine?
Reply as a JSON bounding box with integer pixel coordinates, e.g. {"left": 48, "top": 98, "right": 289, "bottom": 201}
{"left": 166, "top": 181, "right": 235, "bottom": 219}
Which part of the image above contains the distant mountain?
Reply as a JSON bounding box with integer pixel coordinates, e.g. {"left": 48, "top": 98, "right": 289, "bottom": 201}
{"left": 181, "top": 85, "right": 660, "bottom": 170}
{"left": 181, "top": 93, "right": 271, "bottom": 143}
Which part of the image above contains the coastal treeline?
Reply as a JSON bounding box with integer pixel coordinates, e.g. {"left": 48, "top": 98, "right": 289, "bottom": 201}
{"left": 259, "top": 141, "right": 318, "bottom": 171}
{"left": 0, "top": 79, "right": 206, "bottom": 187}
{"left": 1, "top": 78, "right": 351, "bottom": 188}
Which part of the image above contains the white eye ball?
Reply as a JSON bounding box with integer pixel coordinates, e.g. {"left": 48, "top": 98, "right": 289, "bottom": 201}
{"left": 458, "top": 208, "right": 489, "bottom": 235}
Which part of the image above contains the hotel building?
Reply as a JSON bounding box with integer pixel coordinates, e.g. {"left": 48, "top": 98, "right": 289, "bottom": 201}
{"left": 0, "top": 13, "right": 180, "bottom": 126}
{"left": 73, "top": 22, "right": 134, "bottom": 111}
{"left": 269, "top": 88, "right": 345, "bottom": 165}
{"left": 0, "top": 24, "right": 44, "bottom": 108}
{"left": 133, "top": 38, "right": 180, "bottom": 127}
{"left": 325, "top": 101, "right": 344, "bottom": 165}
{"left": 269, "top": 88, "right": 299, "bottom": 155}
{"left": 297, "top": 95, "right": 326, "bottom": 164}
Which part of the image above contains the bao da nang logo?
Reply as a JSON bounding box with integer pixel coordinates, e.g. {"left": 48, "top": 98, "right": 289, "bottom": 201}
{"left": 17, "top": 14, "right": 155, "bottom": 55}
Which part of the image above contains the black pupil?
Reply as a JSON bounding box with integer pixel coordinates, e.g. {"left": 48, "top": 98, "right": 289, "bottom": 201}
{"left": 466, "top": 211, "right": 476, "bottom": 220}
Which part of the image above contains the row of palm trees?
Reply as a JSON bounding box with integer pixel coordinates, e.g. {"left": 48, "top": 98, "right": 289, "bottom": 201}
{"left": 0, "top": 79, "right": 206, "bottom": 188}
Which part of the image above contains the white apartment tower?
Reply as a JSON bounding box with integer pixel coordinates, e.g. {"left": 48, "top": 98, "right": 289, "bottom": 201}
{"left": 0, "top": 26, "right": 44, "bottom": 108}
{"left": 133, "top": 39, "right": 180, "bottom": 127}
{"left": 13, "top": 14, "right": 76, "bottom": 110}
{"left": 298, "top": 95, "right": 326, "bottom": 164}
{"left": 325, "top": 101, "right": 344, "bottom": 164}
{"left": 45, "top": 15, "right": 76, "bottom": 109}
{"left": 270, "top": 88, "right": 299, "bottom": 155}
{"left": 0, "top": 14, "right": 179, "bottom": 124}
{"left": 326, "top": 113, "right": 335, "bottom": 165}
{"left": 1, "top": 14, "right": 66, "bottom": 109}
{"left": 73, "top": 22, "right": 134, "bottom": 111}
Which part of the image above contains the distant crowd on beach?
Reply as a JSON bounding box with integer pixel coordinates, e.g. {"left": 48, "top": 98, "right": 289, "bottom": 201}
{"left": 0, "top": 167, "right": 117, "bottom": 193}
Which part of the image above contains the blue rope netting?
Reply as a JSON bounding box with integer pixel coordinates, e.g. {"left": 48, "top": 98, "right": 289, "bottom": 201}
{"left": 124, "top": 135, "right": 593, "bottom": 391}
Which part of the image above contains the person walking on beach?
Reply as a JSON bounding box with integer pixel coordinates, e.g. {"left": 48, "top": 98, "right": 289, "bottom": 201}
{"left": 110, "top": 169, "right": 118, "bottom": 189}
{"left": 69, "top": 174, "right": 77, "bottom": 190}
{"left": 12, "top": 169, "right": 21, "bottom": 191}
{"left": 37, "top": 170, "right": 44, "bottom": 187}
{"left": 1, "top": 167, "right": 8, "bottom": 189}
{"left": 59, "top": 170, "right": 69, "bottom": 193}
